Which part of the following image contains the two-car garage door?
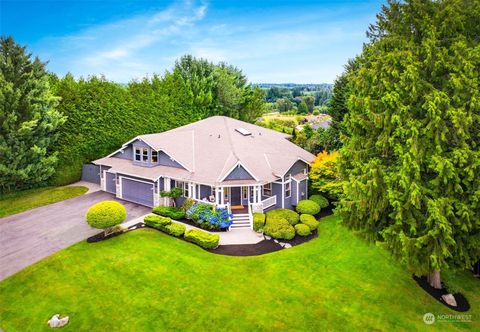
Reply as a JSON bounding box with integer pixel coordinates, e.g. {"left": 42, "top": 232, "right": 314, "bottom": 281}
{"left": 121, "top": 177, "right": 154, "bottom": 207}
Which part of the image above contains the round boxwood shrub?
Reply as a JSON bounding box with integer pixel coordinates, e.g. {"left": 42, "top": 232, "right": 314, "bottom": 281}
{"left": 300, "top": 214, "right": 320, "bottom": 231}
{"left": 295, "top": 223, "right": 311, "bottom": 236}
{"left": 263, "top": 217, "right": 295, "bottom": 240}
{"left": 253, "top": 213, "right": 266, "bottom": 231}
{"left": 309, "top": 194, "right": 329, "bottom": 209}
{"left": 296, "top": 200, "right": 320, "bottom": 215}
{"left": 266, "top": 208, "right": 300, "bottom": 225}
{"left": 86, "top": 200, "right": 127, "bottom": 235}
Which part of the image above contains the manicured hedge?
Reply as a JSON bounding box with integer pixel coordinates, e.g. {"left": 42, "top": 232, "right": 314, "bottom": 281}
{"left": 266, "top": 208, "right": 300, "bottom": 225}
{"left": 152, "top": 206, "right": 186, "bottom": 220}
{"left": 300, "top": 214, "right": 320, "bottom": 231}
{"left": 144, "top": 215, "right": 186, "bottom": 237}
{"left": 296, "top": 200, "right": 320, "bottom": 215}
{"left": 184, "top": 229, "right": 220, "bottom": 249}
{"left": 253, "top": 213, "right": 266, "bottom": 231}
{"left": 294, "top": 223, "right": 311, "bottom": 236}
{"left": 144, "top": 215, "right": 172, "bottom": 228}
{"left": 263, "top": 217, "right": 295, "bottom": 240}
{"left": 163, "top": 222, "right": 186, "bottom": 237}
{"left": 309, "top": 194, "right": 329, "bottom": 209}
{"left": 86, "top": 200, "right": 127, "bottom": 229}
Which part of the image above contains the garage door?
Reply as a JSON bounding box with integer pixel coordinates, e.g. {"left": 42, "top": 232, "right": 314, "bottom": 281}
{"left": 105, "top": 172, "right": 116, "bottom": 194}
{"left": 121, "top": 177, "right": 154, "bottom": 207}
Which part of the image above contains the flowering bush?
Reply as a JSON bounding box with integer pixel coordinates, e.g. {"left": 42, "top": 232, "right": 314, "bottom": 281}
{"left": 186, "top": 204, "right": 233, "bottom": 230}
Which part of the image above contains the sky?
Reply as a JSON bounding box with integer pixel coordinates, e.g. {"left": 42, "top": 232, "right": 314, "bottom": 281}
{"left": 0, "top": 0, "right": 385, "bottom": 83}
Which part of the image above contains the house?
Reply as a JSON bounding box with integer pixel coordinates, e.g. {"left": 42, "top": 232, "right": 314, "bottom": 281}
{"left": 93, "top": 116, "right": 315, "bottom": 229}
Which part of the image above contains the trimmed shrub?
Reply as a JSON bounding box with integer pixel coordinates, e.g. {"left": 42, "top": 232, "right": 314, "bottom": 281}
{"left": 163, "top": 222, "right": 186, "bottom": 237}
{"left": 266, "top": 208, "right": 300, "bottom": 225}
{"left": 152, "top": 206, "right": 186, "bottom": 220}
{"left": 296, "top": 200, "right": 320, "bottom": 215}
{"left": 253, "top": 213, "right": 266, "bottom": 231}
{"left": 184, "top": 229, "right": 220, "bottom": 249}
{"left": 86, "top": 201, "right": 127, "bottom": 233}
{"left": 300, "top": 214, "right": 320, "bottom": 231}
{"left": 144, "top": 215, "right": 171, "bottom": 228}
{"left": 182, "top": 197, "right": 196, "bottom": 212}
{"left": 309, "top": 194, "right": 329, "bottom": 209}
{"left": 263, "top": 217, "right": 295, "bottom": 240}
{"left": 295, "top": 223, "right": 311, "bottom": 236}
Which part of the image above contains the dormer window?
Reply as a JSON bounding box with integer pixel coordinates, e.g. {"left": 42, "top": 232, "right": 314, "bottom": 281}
{"left": 135, "top": 147, "right": 149, "bottom": 163}
{"left": 151, "top": 151, "right": 158, "bottom": 163}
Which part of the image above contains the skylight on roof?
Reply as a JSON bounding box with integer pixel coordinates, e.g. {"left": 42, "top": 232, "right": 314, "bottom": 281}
{"left": 235, "top": 128, "right": 252, "bottom": 136}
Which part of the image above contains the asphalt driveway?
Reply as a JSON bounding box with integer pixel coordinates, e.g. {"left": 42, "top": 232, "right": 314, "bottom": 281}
{"left": 0, "top": 191, "right": 150, "bottom": 281}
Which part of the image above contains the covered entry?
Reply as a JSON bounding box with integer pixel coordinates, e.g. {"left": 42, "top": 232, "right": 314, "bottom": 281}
{"left": 121, "top": 177, "right": 154, "bottom": 207}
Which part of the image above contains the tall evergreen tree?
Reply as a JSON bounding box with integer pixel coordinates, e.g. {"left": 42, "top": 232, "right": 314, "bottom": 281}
{"left": 0, "top": 37, "right": 65, "bottom": 193}
{"left": 328, "top": 59, "right": 356, "bottom": 150}
{"left": 338, "top": 0, "right": 480, "bottom": 288}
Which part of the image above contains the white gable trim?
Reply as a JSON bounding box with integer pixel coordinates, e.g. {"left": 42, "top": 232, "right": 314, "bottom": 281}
{"left": 218, "top": 161, "right": 259, "bottom": 182}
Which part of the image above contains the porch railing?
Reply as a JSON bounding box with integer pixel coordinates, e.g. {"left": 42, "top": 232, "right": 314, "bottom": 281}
{"left": 261, "top": 196, "right": 277, "bottom": 209}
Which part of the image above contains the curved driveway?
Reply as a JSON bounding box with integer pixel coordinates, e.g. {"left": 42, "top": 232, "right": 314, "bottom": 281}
{"left": 0, "top": 191, "right": 150, "bottom": 281}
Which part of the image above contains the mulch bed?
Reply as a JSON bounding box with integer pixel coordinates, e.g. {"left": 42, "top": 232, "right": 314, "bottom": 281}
{"left": 87, "top": 223, "right": 145, "bottom": 243}
{"left": 412, "top": 275, "right": 470, "bottom": 312}
{"left": 317, "top": 205, "right": 334, "bottom": 218}
{"left": 208, "top": 240, "right": 283, "bottom": 256}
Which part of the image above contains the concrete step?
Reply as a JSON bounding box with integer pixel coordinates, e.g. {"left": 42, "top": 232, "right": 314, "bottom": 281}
{"left": 232, "top": 213, "right": 250, "bottom": 217}
{"left": 232, "top": 221, "right": 250, "bottom": 225}
{"left": 230, "top": 224, "right": 251, "bottom": 229}
{"left": 232, "top": 216, "right": 250, "bottom": 221}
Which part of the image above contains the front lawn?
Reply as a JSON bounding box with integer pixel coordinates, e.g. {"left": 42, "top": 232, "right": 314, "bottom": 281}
{"left": 0, "top": 186, "right": 89, "bottom": 218}
{"left": 0, "top": 215, "right": 478, "bottom": 331}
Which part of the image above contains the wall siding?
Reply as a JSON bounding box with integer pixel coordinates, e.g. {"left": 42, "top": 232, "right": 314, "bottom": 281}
{"left": 157, "top": 151, "right": 183, "bottom": 168}
{"left": 224, "top": 165, "right": 254, "bottom": 181}
{"left": 113, "top": 145, "right": 133, "bottom": 160}
{"left": 291, "top": 180, "right": 298, "bottom": 206}
{"left": 285, "top": 160, "right": 308, "bottom": 177}
{"left": 272, "top": 183, "right": 283, "bottom": 209}
{"left": 81, "top": 164, "right": 100, "bottom": 184}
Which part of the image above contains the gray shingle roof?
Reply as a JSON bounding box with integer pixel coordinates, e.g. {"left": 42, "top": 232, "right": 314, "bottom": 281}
{"left": 95, "top": 116, "right": 315, "bottom": 185}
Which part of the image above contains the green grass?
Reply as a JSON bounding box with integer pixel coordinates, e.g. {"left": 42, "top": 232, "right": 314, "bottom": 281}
{"left": 0, "top": 186, "right": 89, "bottom": 218}
{"left": 0, "top": 215, "right": 478, "bottom": 331}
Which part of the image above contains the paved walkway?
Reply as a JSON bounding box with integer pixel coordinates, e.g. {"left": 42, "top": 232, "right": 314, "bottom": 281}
{"left": 129, "top": 214, "right": 263, "bottom": 245}
{"left": 0, "top": 191, "right": 150, "bottom": 281}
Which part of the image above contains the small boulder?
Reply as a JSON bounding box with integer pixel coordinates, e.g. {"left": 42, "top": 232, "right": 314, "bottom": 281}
{"left": 283, "top": 243, "right": 292, "bottom": 249}
{"left": 47, "top": 314, "right": 69, "bottom": 328}
{"left": 442, "top": 294, "right": 457, "bottom": 307}
{"left": 273, "top": 239, "right": 279, "bottom": 243}
{"left": 264, "top": 235, "right": 271, "bottom": 240}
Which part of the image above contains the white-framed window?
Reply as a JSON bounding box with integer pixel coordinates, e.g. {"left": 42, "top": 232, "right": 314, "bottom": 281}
{"left": 151, "top": 150, "right": 158, "bottom": 163}
{"left": 134, "top": 147, "right": 149, "bottom": 163}
{"left": 285, "top": 175, "right": 291, "bottom": 198}
{"left": 303, "top": 168, "right": 307, "bottom": 175}
{"left": 263, "top": 183, "right": 272, "bottom": 196}
{"left": 175, "top": 181, "right": 189, "bottom": 197}
{"left": 242, "top": 186, "right": 249, "bottom": 200}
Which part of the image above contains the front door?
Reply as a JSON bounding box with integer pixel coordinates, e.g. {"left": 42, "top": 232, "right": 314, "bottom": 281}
{"left": 230, "top": 187, "right": 241, "bottom": 206}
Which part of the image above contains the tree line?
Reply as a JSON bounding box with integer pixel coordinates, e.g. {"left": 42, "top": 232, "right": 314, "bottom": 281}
{"left": 0, "top": 44, "right": 265, "bottom": 191}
